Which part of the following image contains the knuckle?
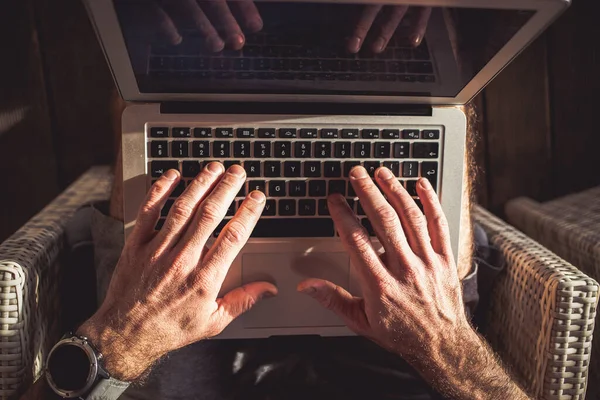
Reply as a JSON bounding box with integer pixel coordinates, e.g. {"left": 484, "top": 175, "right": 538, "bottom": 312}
{"left": 198, "top": 201, "right": 223, "bottom": 223}
{"left": 373, "top": 204, "right": 398, "bottom": 227}
{"left": 171, "top": 201, "right": 194, "bottom": 220}
{"left": 431, "top": 212, "right": 449, "bottom": 230}
{"left": 220, "top": 220, "right": 247, "bottom": 245}
{"left": 404, "top": 206, "right": 425, "bottom": 224}
{"left": 346, "top": 228, "right": 372, "bottom": 253}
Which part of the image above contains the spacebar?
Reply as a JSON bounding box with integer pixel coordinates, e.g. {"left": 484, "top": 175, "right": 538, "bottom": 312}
{"left": 252, "top": 218, "right": 335, "bottom": 237}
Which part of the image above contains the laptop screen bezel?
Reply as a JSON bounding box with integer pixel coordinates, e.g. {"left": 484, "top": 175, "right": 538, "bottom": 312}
{"left": 84, "top": 0, "right": 568, "bottom": 105}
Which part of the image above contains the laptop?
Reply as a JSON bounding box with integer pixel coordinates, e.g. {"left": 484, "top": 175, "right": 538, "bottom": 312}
{"left": 84, "top": 0, "right": 569, "bottom": 339}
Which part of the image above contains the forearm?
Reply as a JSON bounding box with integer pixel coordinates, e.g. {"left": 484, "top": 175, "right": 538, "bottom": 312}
{"left": 413, "top": 327, "right": 531, "bottom": 400}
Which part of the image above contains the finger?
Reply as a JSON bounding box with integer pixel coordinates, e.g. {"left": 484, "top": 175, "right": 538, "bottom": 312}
{"left": 155, "top": 162, "right": 225, "bottom": 250}
{"left": 176, "top": 165, "right": 248, "bottom": 266}
{"left": 416, "top": 178, "right": 453, "bottom": 258}
{"left": 347, "top": 5, "right": 382, "bottom": 53}
{"left": 370, "top": 6, "right": 408, "bottom": 53}
{"left": 203, "top": 0, "right": 245, "bottom": 50}
{"left": 349, "top": 167, "right": 412, "bottom": 264}
{"left": 210, "top": 281, "right": 278, "bottom": 334}
{"left": 198, "top": 190, "right": 265, "bottom": 290}
{"left": 297, "top": 278, "right": 369, "bottom": 334}
{"left": 375, "top": 167, "right": 432, "bottom": 259}
{"left": 151, "top": 2, "right": 183, "bottom": 45}
{"left": 231, "top": 0, "right": 263, "bottom": 33}
{"left": 327, "top": 193, "right": 390, "bottom": 290}
{"left": 174, "top": 0, "right": 224, "bottom": 51}
{"left": 408, "top": 7, "right": 432, "bottom": 47}
{"left": 131, "top": 169, "right": 180, "bottom": 243}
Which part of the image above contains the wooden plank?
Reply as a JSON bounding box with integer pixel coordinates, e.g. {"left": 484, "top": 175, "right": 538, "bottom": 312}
{"left": 33, "top": 0, "right": 118, "bottom": 188}
{"left": 0, "top": 0, "right": 59, "bottom": 242}
{"left": 482, "top": 35, "right": 553, "bottom": 215}
{"left": 546, "top": 0, "right": 600, "bottom": 197}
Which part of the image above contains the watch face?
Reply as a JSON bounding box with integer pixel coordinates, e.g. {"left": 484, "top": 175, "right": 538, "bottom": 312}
{"left": 48, "top": 343, "right": 91, "bottom": 391}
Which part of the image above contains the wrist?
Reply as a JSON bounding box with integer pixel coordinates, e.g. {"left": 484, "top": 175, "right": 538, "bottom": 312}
{"left": 77, "top": 314, "right": 154, "bottom": 382}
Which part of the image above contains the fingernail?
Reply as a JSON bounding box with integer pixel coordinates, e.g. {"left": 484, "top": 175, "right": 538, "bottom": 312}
{"left": 228, "top": 165, "right": 245, "bottom": 177}
{"left": 328, "top": 193, "right": 346, "bottom": 205}
{"left": 377, "top": 167, "right": 393, "bottom": 180}
{"left": 230, "top": 34, "right": 245, "bottom": 49}
{"left": 419, "top": 178, "right": 431, "bottom": 189}
{"left": 300, "top": 286, "right": 316, "bottom": 295}
{"left": 348, "top": 36, "right": 361, "bottom": 53}
{"left": 261, "top": 291, "right": 276, "bottom": 300}
{"left": 350, "top": 166, "right": 368, "bottom": 180}
{"left": 373, "top": 37, "right": 386, "bottom": 53}
{"left": 206, "top": 162, "right": 224, "bottom": 174}
{"left": 248, "top": 19, "right": 263, "bottom": 32}
{"left": 163, "top": 169, "right": 178, "bottom": 180}
{"left": 410, "top": 34, "right": 422, "bottom": 47}
{"left": 249, "top": 190, "right": 266, "bottom": 203}
{"left": 206, "top": 36, "right": 224, "bottom": 52}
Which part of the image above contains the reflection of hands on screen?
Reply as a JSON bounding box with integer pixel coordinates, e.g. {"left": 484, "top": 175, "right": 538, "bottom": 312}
{"left": 126, "top": 0, "right": 263, "bottom": 52}
{"left": 347, "top": 6, "right": 432, "bottom": 53}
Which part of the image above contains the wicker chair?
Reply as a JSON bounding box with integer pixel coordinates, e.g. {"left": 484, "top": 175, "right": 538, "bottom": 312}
{"left": 506, "top": 186, "right": 600, "bottom": 399}
{"left": 0, "top": 168, "right": 597, "bottom": 400}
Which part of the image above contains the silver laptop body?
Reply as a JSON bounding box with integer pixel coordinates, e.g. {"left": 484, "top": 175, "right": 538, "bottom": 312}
{"left": 85, "top": 0, "right": 568, "bottom": 338}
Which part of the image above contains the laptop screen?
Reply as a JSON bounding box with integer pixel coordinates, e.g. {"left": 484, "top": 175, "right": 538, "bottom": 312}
{"left": 113, "top": 1, "right": 534, "bottom": 98}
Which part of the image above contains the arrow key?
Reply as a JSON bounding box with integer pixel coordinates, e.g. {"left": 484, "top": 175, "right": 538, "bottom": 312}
{"left": 421, "top": 161, "right": 438, "bottom": 192}
{"left": 413, "top": 142, "right": 439, "bottom": 158}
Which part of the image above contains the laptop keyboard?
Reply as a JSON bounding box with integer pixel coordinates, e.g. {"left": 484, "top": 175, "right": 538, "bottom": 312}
{"left": 148, "top": 126, "right": 442, "bottom": 237}
{"left": 149, "top": 33, "right": 435, "bottom": 83}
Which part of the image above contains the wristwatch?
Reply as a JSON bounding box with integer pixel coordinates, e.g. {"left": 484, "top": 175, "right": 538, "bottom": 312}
{"left": 46, "top": 333, "right": 130, "bottom": 399}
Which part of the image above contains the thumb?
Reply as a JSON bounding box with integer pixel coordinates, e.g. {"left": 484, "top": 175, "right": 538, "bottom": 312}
{"left": 297, "top": 278, "right": 369, "bottom": 333}
{"left": 212, "top": 282, "right": 277, "bottom": 330}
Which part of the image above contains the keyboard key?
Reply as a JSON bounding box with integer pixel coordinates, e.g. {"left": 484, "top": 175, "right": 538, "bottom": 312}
{"left": 354, "top": 142, "right": 371, "bottom": 158}
{"left": 262, "top": 200, "right": 276, "bottom": 216}
{"left": 155, "top": 218, "right": 166, "bottom": 230}
{"left": 279, "top": 200, "right": 296, "bottom": 216}
{"left": 393, "top": 142, "right": 410, "bottom": 158}
{"left": 258, "top": 128, "right": 276, "bottom": 138}
{"left": 402, "top": 129, "right": 420, "bottom": 139}
{"left": 315, "top": 142, "right": 331, "bottom": 158}
{"left": 172, "top": 127, "right": 191, "bottom": 138}
{"left": 407, "top": 61, "right": 433, "bottom": 74}
{"left": 237, "top": 184, "right": 247, "bottom": 198}
{"left": 193, "top": 127, "right": 212, "bottom": 138}
{"left": 248, "top": 180, "right": 266, "bottom": 193}
{"left": 344, "top": 161, "right": 361, "bottom": 177}
{"left": 422, "top": 129, "right": 440, "bottom": 139}
{"left": 284, "top": 161, "right": 301, "bottom": 177}
{"left": 364, "top": 161, "right": 380, "bottom": 177}
{"left": 150, "top": 127, "right": 168, "bottom": 138}
{"left": 295, "top": 142, "right": 312, "bottom": 158}
{"left": 309, "top": 180, "right": 327, "bottom": 197}
{"left": 421, "top": 161, "right": 438, "bottom": 191}
{"left": 361, "top": 129, "right": 379, "bottom": 139}
{"left": 150, "top": 141, "right": 168, "bottom": 157}
{"left": 328, "top": 180, "right": 346, "bottom": 195}
{"left": 299, "top": 128, "right": 318, "bottom": 138}
{"left": 299, "top": 199, "right": 316, "bottom": 215}
{"left": 269, "top": 180, "right": 286, "bottom": 197}
{"left": 320, "top": 128, "right": 338, "bottom": 139}
{"left": 182, "top": 161, "right": 201, "bottom": 178}
{"left": 151, "top": 161, "right": 178, "bottom": 177}
{"left": 382, "top": 129, "right": 400, "bottom": 139}
{"left": 346, "top": 198, "right": 355, "bottom": 211}
{"left": 403, "top": 161, "right": 418, "bottom": 177}
{"left": 213, "top": 141, "right": 230, "bottom": 157}
{"left": 233, "top": 141, "right": 251, "bottom": 158}
{"left": 361, "top": 218, "right": 375, "bottom": 236}
{"left": 406, "top": 180, "right": 418, "bottom": 196}
{"left": 279, "top": 128, "right": 297, "bottom": 138}
{"left": 274, "top": 142, "right": 292, "bottom": 158}
{"left": 334, "top": 142, "right": 351, "bottom": 158}
{"left": 233, "top": 58, "right": 251, "bottom": 70}
{"left": 224, "top": 160, "right": 241, "bottom": 169}
{"left": 357, "top": 202, "right": 365, "bottom": 216}
{"left": 226, "top": 201, "right": 236, "bottom": 216}
{"left": 374, "top": 142, "right": 391, "bottom": 158}
{"left": 171, "top": 180, "right": 186, "bottom": 197}
{"left": 264, "top": 161, "right": 281, "bottom": 177}
{"left": 341, "top": 129, "right": 360, "bottom": 139}
{"left": 171, "top": 141, "right": 189, "bottom": 157}
{"left": 304, "top": 161, "right": 321, "bottom": 177}
{"left": 324, "top": 161, "right": 342, "bottom": 177}
{"left": 216, "top": 128, "right": 234, "bottom": 138}
{"left": 289, "top": 181, "right": 307, "bottom": 196}
{"left": 236, "top": 128, "right": 255, "bottom": 138}
{"left": 251, "top": 218, "right": 334, "bottom": 237}
{"left": 161, "top": 199, "right": 174, "bottom": 217}
{"left": 348, "top": 183, "right": 356, "bottom": 197}
{"left": 413, "top": 142, "right": 439, "bottom": 158}
{"left": 244, "top": 161, "right": 261, "bottom": 177}
{"left": 254, "top": 141, "right": 271, "bottom": 157}
{"left": 192, "top": 141, "right": 210, "bottom": 158}
{"left": 318, "top": 199, "right": 330, "bottom": 216}
{"left": 383, "top": 161, "right": 400, "bottom": 177}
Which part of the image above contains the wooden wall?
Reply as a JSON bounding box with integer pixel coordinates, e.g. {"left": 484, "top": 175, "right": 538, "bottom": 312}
{"left": 1, "top": 0, "right": 599, "bottom": 241}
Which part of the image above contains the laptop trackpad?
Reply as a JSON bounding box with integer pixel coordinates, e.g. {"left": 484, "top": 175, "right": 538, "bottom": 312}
{"left": 241, "top": 252, "right": 350, "bottom": 328}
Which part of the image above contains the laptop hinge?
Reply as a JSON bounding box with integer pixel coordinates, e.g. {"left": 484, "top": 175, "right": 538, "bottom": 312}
{"left": 160, "top": 102, "right": 432, "bottom": 117}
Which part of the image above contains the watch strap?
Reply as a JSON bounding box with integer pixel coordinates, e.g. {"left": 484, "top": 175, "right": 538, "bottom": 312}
{"left": 85, "top": 377, "right": 130, "bottom": 400}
